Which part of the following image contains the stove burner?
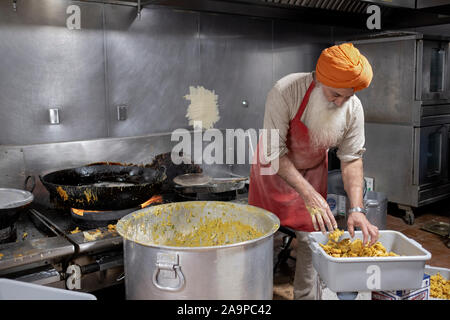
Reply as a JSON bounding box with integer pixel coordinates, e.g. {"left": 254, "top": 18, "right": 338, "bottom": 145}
{"left": 70, "top": 207, "right": 137, "bottom": 229}
{"left": 0, "top": 225, "right": 17, "bottom": 244}
{"left": 70, "top": 195, "right": 165, "bottom": 229}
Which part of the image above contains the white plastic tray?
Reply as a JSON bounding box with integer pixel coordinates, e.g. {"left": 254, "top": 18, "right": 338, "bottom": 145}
{"left": 424, "top": 265, "right": 450, "bottom": 300}
{"left": 308, "top": 230, "right": 432, "bottom": 292}
{"left": 0, "top": 279, "right": 97, "bottom": 300}
{"left": 425, "top": 265, "right": 450, "bottom": 279}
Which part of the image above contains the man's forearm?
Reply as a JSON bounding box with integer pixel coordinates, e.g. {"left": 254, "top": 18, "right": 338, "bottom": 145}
{"left": 341, "top": 158, "right": 364, "bottom": 208}
{"left": 276, "top": 154, "right": 312, "bottom": 199}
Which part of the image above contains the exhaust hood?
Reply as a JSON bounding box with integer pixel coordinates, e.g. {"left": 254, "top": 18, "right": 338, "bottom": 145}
{"left": 76, "top": 0, "right": 450, "bottom": 28}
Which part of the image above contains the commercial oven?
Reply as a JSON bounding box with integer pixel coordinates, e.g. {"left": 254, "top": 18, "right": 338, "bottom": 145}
{"left": 341, "top": 32, "right": 450, "bottom": 224}
{"left": 417, "top": 39, "right": 450, "bottom": 102}
{"left": 414, "top": 123, "right": 449, "bottom": 187}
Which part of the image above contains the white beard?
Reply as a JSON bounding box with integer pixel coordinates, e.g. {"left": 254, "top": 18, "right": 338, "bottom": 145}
{"left": 302, "top": 86, "right": 348, "bottom": 150}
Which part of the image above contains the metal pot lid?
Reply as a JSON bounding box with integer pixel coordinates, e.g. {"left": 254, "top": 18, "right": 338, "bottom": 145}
{"left": 175, "top": 179, "right": 246, "bottom": 194}
{"left": 173, "top": 173, "right": 212, "bottom": 187}
{"left": 0, "top": 188, "right": 34, "bottom": 209}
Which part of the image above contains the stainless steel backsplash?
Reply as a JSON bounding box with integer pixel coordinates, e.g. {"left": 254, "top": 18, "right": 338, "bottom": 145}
{"left": 0, "top": 0, "right": 335, "bottom": 146}
{"left": 0, "top": 0, "right": 347, "bottom": 196}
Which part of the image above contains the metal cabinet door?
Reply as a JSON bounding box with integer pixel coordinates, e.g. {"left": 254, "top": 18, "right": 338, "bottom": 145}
{"left": 417, "top": 40, "right": 450, "bottom": 102}
{"left": 353, "top": 38, "right": 419, "bottom": 125}
{"left": 415, "top": 124, "right": 449, "bottom": 186}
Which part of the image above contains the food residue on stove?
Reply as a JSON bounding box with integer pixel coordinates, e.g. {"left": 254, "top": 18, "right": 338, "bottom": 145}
{"left": 107, "top": 224, "right": 116, "bottom": 232}
{"left": 22, "top": 232, "right": 28, "bottom": 240}
{"left": 430, "top": 273, "right": 450, "bottom": 300}
{"left": 70, "top": 227, "right": 81, "bottom": 234}
{"left": 83, "top": 229, "right": 102, "bottom": 241}
{"left": 0, "top": 253, "right": 3, "bottom": 259}
{"left": 320, "top": 229, "right": 399, "bottom": 257}
{"left": 83, "top": 189, "right": 98, "bottom": 203}
{"left": 56, "top": 186, "right": 69, "bottom": 201}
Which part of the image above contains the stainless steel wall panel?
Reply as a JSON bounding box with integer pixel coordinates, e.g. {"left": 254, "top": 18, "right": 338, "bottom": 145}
{"left": 0, "top": 0, "right": 108, "bottom": 145}
{"left": 363, "top": 123, "right": 417, "bottom": 206}
{"left": 0, "top": 0, "right": 341, "bottom": 144}
{"left": 0, "top": 146, "right": 26, "bottom": 189}
{"left": 199, "top": 13, "right": 273, "bottom": 131}
{"left": 104, "top": 6, "right": 201, "bottom": 137}
{"left": 351, "top": 39, "right": 420, "bottom": 125}
{"left": 273, "top": 19, "right": 332, "bottom": 82}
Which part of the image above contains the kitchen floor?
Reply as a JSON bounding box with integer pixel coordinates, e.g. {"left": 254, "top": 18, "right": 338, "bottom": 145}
{"left": 272, "top": 200, "right": 450, "bottom": 300}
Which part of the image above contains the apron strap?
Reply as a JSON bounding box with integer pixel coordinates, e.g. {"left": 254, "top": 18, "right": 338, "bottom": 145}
{"left": 294, "top": 80, "right": 316, "bottom": 122}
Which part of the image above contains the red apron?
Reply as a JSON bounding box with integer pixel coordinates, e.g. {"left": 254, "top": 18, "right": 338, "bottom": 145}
{"left": 248, "top": 81, "right": 328, "bottom": 232}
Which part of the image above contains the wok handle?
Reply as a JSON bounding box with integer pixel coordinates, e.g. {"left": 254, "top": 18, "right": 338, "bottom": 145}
{"left": 160, "top": 165, "right": 167, "bottom": 176}
{"left": 24, "top": 176, "right": 36, "bottom": 193}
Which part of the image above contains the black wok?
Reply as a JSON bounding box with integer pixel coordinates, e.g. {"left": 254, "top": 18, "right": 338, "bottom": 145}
{"left": 39, "top": 163, "right": 167, "bottom": 210}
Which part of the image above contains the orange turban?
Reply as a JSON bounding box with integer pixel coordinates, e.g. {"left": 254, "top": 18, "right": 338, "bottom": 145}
{"left": 315, "top": 43, "right": 373, "bottom": 92}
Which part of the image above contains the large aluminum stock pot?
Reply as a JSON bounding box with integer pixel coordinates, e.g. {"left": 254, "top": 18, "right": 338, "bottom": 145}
{"left": 116, "top": 201, "right": 280, "bottom": 300}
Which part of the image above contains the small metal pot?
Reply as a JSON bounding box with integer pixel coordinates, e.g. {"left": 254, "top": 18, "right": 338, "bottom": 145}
{"left": 0, "top": 180, "right": 35, "bottom": 229}
{"left": 117, "top": 201, "right": 280, "bottom": 300}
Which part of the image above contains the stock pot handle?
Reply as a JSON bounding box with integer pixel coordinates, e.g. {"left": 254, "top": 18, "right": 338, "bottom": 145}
{"left": 152, "top": 253, "right": 185, "bottom": 292}
{"left": 152, "top": 265, "right": 185, "bottom": 292}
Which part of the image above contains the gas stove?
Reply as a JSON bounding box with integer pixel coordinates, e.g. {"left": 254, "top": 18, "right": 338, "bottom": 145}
{"left": 0, "top": 189, "right": 248, "bottom": 293}
{"left": 0, "top": 225, "right": 17, "bottom": 245}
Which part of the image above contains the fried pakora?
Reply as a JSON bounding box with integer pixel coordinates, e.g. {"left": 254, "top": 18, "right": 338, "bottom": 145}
{"left": 319, "top": 229, "right": 399, "bottom": 257}
{"left": 430, "top": 273, "right": 450, "bottom": 300}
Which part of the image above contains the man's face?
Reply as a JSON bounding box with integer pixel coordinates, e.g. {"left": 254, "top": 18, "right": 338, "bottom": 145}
{"left": 321, "top": 85, "right": 354, "bottom": 107}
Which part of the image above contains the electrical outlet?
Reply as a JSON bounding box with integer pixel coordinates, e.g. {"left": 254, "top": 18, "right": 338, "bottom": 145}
{"left": 364, "top": 177, "right": 374, "bottom": 191}
{"left": 117, "top": 105, "right": 128, "bottom": 121}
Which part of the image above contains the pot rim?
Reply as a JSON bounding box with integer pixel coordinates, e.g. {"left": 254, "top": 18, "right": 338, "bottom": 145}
{"left": 0, "top": 188, "right": 34, "bottom": 210}
{"left": 116, "top": 201, "right": 280, "bottom": 251}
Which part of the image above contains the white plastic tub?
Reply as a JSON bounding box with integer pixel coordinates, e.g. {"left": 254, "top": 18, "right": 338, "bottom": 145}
{"left": 425, "top": 265, "right": 450, "bottom": 300}
{"left": 308, "top": 230, "right": 432, "bottom": 292}
{"left": 0, "top": 279, "right": 97, "bottom": 300}
{"left": 425, "top": 265, "right": 450, "bottom": 279}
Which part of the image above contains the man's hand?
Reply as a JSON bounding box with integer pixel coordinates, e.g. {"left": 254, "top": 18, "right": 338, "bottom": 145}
{"left": 276, "top": 155, "right": 337, "bottom": 234}
{"left": 303, "top": 187, "right": 337, "bottom": 234}
{"left": 347, "top": 211, "right": 379, "bottom": 246}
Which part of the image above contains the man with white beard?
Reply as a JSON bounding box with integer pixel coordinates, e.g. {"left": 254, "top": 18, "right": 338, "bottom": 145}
{"left": 249, "top": 43, "right": 379, "bottom": 300}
